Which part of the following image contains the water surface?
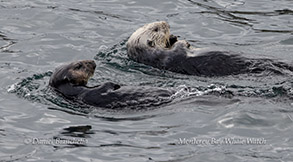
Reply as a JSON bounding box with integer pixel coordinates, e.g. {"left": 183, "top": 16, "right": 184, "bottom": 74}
{"left": 1, "top": 0, "right": 293, "bottom": 161}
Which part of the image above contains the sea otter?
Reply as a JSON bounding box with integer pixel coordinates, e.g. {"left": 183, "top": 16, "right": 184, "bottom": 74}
{"left": 126, "top": 21, "right": 292, "bottom": 76}
{"left": 49, "top": 60, "right": 174, "bottom": 109}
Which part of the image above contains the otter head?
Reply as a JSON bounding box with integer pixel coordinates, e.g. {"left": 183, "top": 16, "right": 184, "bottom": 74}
{"left": 49, "top": 60, "right": 96, "bottom": 87}
{"left": 127, "top": 21, "right": 173, "bottom": 49}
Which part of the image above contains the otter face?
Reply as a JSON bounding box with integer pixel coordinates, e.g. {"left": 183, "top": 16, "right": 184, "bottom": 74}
{"left": 127, "top": 21, "right": 172, "bottom": 49}
{"left": 66, "top": 60, "right": 96, "bottom": 86}
{"left": 50, "top": 60, "right": 96, "bottom": 87}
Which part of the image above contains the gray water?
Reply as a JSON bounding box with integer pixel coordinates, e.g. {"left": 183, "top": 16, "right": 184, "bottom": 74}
{"left": 1, "top": 0, "right": 293, "bottom": 161}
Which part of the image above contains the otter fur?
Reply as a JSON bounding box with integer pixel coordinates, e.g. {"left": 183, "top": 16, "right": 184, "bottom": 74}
{"left": 49, "top": 60, "right": 174, "bottom": 109}
{"left": 127, "top": 21, "right": 292, "bottom": 76}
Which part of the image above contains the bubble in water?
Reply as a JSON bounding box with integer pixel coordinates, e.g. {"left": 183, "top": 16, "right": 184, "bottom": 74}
{"left": 98, "top": 45, "right": 108, "bottom": 51}
{"left": 7, "top": 83, "right": 17, "bottom": 93}
{"left": 171, "top": 85, "right": 203, "bottom": 99}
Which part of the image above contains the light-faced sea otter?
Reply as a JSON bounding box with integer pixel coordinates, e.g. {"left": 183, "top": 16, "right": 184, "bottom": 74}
{"left": 126, "top": 21, "right": 293, "bottom": 76}
{"left": 49, "top": 60, "right": 174, "bottom": 109}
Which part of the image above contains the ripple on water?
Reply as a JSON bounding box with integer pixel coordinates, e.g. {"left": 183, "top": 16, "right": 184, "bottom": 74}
{"left": 218, "top": 111, "right": 275, "bottom": 128}
{"left": 1, "top": 0, "right": 293, "bottom": 161}
{"left": 280, "top": 37, "right": 293, "bottom": 45}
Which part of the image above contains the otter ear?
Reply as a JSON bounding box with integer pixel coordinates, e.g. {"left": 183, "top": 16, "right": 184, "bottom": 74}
{"left": 147, "top": 40, "right": 155, "bottom": 47}
{"left": 63, "top": 75, "right": 70, "bottom": 82}
{"left": 63, "top": 75, "right": 74, "bottom": 83}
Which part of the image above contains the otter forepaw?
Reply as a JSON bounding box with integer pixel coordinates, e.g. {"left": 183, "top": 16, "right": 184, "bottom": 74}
{"left": 175, "top": 40, "right": 190, "bottom": 48}
{"left": 169, "top": 35, "right": 178, "bottom": 47}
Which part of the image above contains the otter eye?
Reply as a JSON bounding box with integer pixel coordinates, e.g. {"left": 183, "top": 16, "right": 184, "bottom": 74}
{"left": 74, "top": 63, "right": 82, "bottom": 69}
{"left": 153, "top": 27, "right": 159, "bottom": 32}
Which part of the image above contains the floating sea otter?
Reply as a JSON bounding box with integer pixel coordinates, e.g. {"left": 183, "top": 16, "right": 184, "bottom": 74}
{"left": 126, "top": 21, "right": 292, "bottom": 76}
{"left": 49, "top": 60, "right": 174, "bottom": 109}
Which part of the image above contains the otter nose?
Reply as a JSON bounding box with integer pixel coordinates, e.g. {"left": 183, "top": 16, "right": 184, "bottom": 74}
{"left": 85, "top": 60, "right": 96, "bottom": 69}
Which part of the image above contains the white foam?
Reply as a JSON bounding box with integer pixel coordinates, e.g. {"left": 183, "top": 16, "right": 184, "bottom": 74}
{"left": 7, "top": 83, "right": 17, "bottom": 93}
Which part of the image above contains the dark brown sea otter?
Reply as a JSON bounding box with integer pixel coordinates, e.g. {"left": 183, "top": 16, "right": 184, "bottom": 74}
{"left": 126, "top": 21, "right": 293, "bottom": 76}
{"left": 49, "top": 60, "right": 174, "bottom": 109}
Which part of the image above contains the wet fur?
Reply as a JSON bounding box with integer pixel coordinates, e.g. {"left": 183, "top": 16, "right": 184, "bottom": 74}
{"left": 49, "top": 60, "right": 174, "bottom": 109}
{"left": 127, "top": 21, "right": 293, "bottom": 76}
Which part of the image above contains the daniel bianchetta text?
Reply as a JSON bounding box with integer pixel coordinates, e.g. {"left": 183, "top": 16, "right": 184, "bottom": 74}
{"left": 178, "top": 137, "right": 267, "bottom": 145}
{"left": 24, "top": 137, "right": 88, "bottom": 145}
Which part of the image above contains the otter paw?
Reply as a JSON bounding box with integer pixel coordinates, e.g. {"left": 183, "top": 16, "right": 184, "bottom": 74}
{"left": 176, "top": 40, "right": 190, "bottom": 48}
{"left": 169, "top": 35, "right": 178, "bottom": 47}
